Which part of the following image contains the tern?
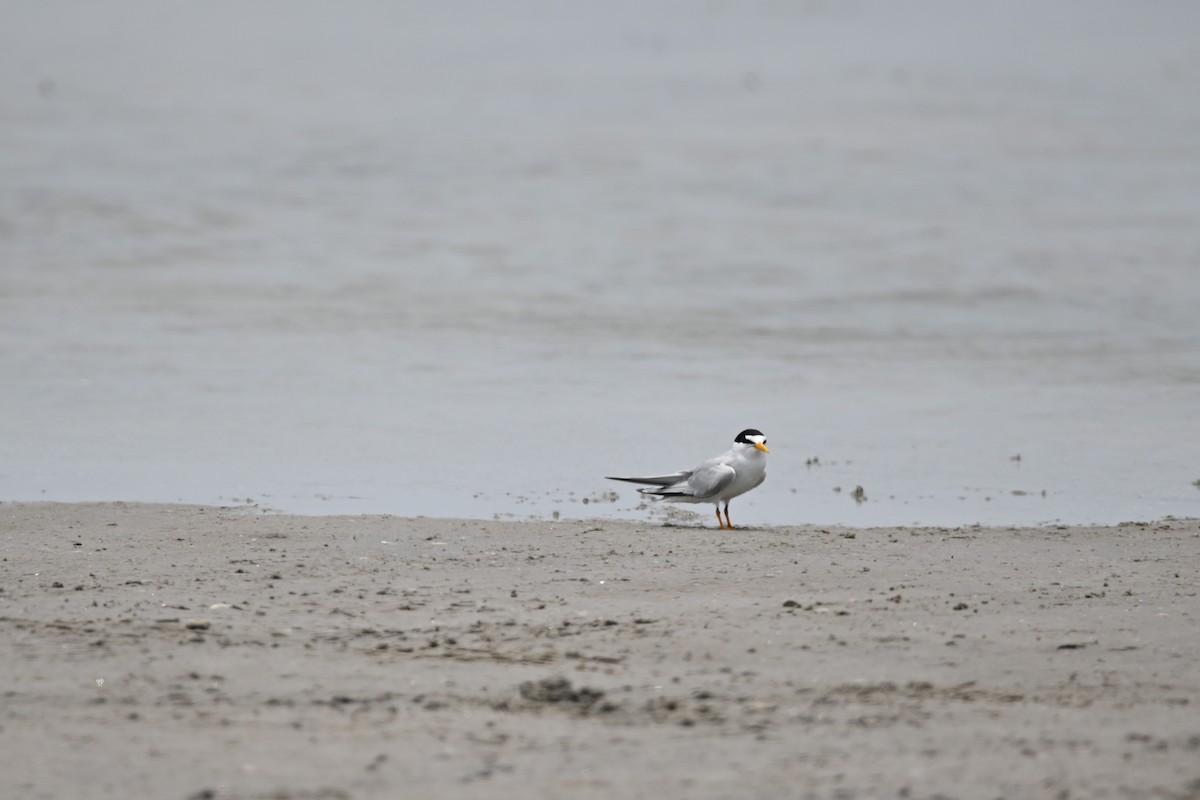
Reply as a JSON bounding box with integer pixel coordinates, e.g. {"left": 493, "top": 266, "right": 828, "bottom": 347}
{"left": 607, "top": 429, "right": 769, "bottom": 530}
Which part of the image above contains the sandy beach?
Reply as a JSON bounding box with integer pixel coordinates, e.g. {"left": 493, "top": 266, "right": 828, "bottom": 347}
{"left": 4, "top": 4, "right": 1198, "bottom": 797}
{"left": 2, "top": 502, "right": 1197, "bottom": 799}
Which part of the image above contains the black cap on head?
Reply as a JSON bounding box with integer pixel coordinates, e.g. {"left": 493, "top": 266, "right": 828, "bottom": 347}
{"left": 734, "top": 429, "right": 765, "bottom": 444}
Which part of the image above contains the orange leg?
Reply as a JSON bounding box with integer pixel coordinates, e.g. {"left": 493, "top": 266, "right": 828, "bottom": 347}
{"left": 715, "top": 507, "right": 729, "bottom": 530}
{"left": 722, "top": 503, "right": 736, "bottom": 530}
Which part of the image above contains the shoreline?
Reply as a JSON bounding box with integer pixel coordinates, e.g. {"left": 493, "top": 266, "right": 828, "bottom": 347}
{"left": 8, "top": 493, "right": 1194, "bottom": 530}
{"left": 2, "top": 502, "right": 1198, "bottom": 799}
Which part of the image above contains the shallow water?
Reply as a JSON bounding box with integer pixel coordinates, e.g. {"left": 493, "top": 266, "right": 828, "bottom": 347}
{"left": 3, "top": 1, "right": 1199, "bottom": 526}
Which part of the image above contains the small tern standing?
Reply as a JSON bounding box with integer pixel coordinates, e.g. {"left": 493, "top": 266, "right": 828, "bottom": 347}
{"left": 607, "top": 429, "right": 769, "bottom": 530}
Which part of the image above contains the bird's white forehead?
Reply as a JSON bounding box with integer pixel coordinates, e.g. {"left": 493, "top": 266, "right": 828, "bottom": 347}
{"left": 746, "top": 434, "right": 766, "bottom": 444}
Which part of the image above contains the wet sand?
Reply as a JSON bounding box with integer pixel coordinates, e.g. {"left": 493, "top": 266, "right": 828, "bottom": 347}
{"left": 2, "top": 503, "right": 1198, "bottom": 799}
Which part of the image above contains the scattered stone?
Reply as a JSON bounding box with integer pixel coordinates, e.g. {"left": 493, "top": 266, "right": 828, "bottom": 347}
{"left": 519, "top": 677, "right": 605, "bottom": 713}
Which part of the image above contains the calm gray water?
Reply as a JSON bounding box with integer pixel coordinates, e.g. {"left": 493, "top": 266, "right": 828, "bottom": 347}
{"left": 3, "top": 1, "right": 1199, "bottom": 526}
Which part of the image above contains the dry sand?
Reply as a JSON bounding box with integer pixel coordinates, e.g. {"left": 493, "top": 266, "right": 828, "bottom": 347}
{"left": 2, "top": 502, "right": 1198, "bottom": 800}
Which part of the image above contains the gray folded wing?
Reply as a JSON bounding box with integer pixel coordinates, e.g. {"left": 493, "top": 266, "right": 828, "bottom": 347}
{"left": 606, "top": 471, "right": 692, "bottom": 487}
{"left": 679, "top": 460, "right": 736, "bottom": 500}
{"left": 608, "top": 460, "right": 735, "bottom": 500}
